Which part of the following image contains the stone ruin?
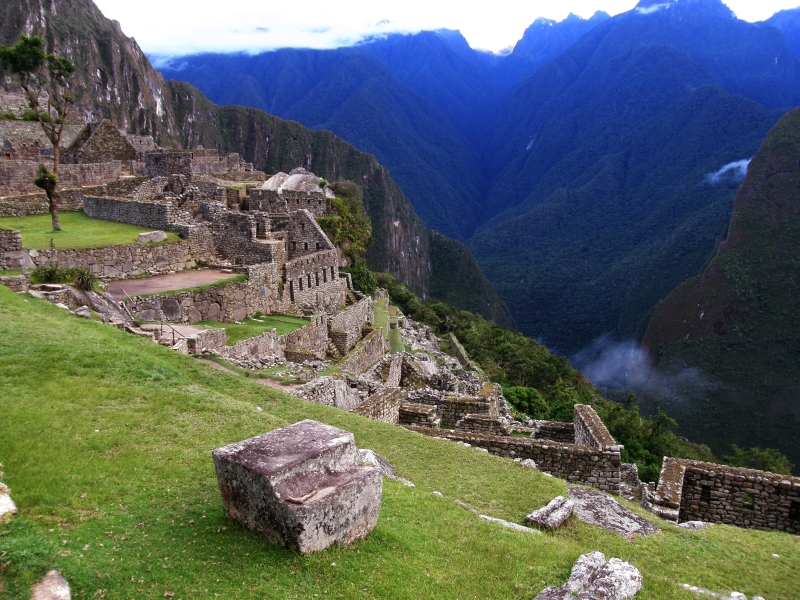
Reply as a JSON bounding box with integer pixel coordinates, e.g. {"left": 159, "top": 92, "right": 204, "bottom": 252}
{"left": 534, "top": 551, "right": 643, "bottom": 600}
{"left": 212, "top": 420, "right": 382, "bottom": 553}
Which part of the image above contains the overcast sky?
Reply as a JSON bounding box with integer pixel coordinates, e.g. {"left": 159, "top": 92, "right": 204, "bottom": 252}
{"left": 93, "top": 0, "right": 800, "bottom": 56}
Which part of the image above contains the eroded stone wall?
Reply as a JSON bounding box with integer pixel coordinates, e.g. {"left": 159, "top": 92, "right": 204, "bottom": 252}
{"left": 0, "top": 230, "right": 23, "bottom": 269}
{"left": 455, "top": 414, "right": 508, "bottom": 436}
{"left": 282, "top": 313, "right": 329, "bottom": 360}
{"left": 574, "top": 404, "right": 617, "bottom": 449}
{"left": 406, "top": 426, "right": 622, "bottom": 494}
{"left": 339, "top": 329, "right": 387, "bottom": 375}
{"left": 328, "top": 296, "right": 373, "bottom": 355}
{"left": 532, "top": 420, "right": 575, "bottom": 444}
{"left": 352, "top": 388, "right": 402, "bottom": 425}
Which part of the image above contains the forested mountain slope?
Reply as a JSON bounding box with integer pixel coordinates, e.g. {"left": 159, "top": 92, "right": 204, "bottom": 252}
{"left": 639, "top": 108, "right": 800, "bottom": 469}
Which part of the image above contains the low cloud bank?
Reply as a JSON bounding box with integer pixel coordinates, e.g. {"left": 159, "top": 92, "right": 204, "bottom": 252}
{"left": 704, "top": 159, "right": 751, "bottom": 185}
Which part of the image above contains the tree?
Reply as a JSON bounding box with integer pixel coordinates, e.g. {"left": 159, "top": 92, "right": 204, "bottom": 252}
{"left": 0, "top": 35, "right": 75, "bottom": 231}
{"left": 723, "top": 445, "right": 794, "bottom": 475}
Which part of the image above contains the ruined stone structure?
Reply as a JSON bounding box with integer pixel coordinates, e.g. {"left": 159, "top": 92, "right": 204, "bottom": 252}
{"left": 249, "top": 168, "right": 333, "bottom": 218}
{"left": 212, "top": 420, "right": 382, "bottom": 553}
{"left": 145, "top": 149, "right": 253, "bottom": 178}
{"left": 644, "top": 457, "right": 800, "bottom": 534}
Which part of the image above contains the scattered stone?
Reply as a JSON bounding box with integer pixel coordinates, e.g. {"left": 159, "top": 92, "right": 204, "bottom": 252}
{"left": 30, "top": 570, "right": 71, "bottom": 600}
{"left": 137, "top": 230, "right": 168, "bottom": 243}
{"left": 432, "top": 491, "right": 443, "bottom": 497}
{"left": 526, "top": 496, "right": 574, "bottom": 529}
{"left": 454, "top": 499, "right": 479, "bottom": 515}
{"left": 568, "top": 486, "right": 661, "bottom": 541}
{"left": 358, "top": 449, "right": 414, "bottom": 487}
{"left": 55, "top": 303, "right": 69, "bottom": 310}
{"left": 678, "top": 520, "right": 709, "bottom": 530}
{"left": 679, "top": 584, "right": 764, "bottom": 600}
{"left": 535, "top": 551, "right": 643, "bottom": 600}
{"left": 74, "top": 306, "right": 91, "bottom": 319}
{"left": 0, "top": 482, "right": 17, "bottom": 520}
{"left": 212, "top": 420, "right": 382, "bottom": 554}
{"left": 478, "top": 514, "right": 540, "bottom": 535}
{"left": 520, "top": 458, "right": 537, "bottom": 469}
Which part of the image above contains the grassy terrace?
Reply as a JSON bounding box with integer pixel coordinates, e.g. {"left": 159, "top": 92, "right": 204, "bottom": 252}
{"left": 374, "top": 297, "right": 404, "bottom": 353}
{"left": 0, "top": 286, "right": 798, "bottom": 599}
{"left": 0, "top": 211, "right": 182, "bottom": 250}
{"left": 197, "top": 315, "right": 309, "bottom": 345}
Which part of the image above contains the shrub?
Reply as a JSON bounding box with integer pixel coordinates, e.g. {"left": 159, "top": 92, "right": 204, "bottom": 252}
{"left": 74, "top": 268, "right": 100, "bottom": 292}
{"left": 343, "top": 258, "right": 377, "bottom": 296}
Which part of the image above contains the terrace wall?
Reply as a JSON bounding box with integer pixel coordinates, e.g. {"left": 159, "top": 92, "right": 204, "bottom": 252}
{"left": 328, "top": 295, "right": 373, "bottom": 355}
{"left": 351, "top": 388, "right": 402, "bottom": 425}
{"left": 339, "top": 329, "right": 387, "bottom": 375}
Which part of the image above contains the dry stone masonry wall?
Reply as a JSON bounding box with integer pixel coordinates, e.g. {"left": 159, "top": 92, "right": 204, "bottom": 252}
{"left": 351, "top": 388, "right": 403, "bottom": 425}
{"left": 339, "top": 329, "right": 388, "bottom": 375}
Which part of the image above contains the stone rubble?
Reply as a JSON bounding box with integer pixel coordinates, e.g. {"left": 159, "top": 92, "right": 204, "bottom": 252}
{"left": 525, "top": 496, "right": 575, "bottom": 529}
{"left": 678, "top": 520, "right": 710, "bottom": 530}
{"left": 30, "top": 570, "right": 71, "bottom": 600}
{"left": 136, "top": 230, "right": 167, "bottom": 243}
{"left": 534, "top": 551, "right": 643, "bottom": 600}
{"left": 358, "top": 449, "right": 414, "bottom": 487}
{"left": 212, "top": 420, "right": 382, "bottom": 554}
{"left": 679, "top": 584, "right": 765, "bottom": 600}
{"left": 477, "top": 514, "right": 541, "bottom": 535}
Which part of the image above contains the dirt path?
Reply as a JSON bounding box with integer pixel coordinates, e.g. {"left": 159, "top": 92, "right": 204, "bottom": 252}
{"left": 107, "top": 269, "right": 238, "bottom": 301}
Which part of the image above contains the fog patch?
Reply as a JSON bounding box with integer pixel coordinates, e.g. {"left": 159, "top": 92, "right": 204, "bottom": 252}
{"left": 704, "top": 159, "right": 750, "bottom": 185}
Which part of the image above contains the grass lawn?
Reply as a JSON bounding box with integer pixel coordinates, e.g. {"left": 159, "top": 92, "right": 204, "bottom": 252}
{"left": 197, "top": 315, "right": 309, "bottom": 345}
{"left": 0, "top": 286, "right": 798, "bottom": 599}
{"left": 374, "top": 298, "right": 404, "bottom": 353}
{"left": 0, "top": 211, "right": 182, "bottom": 250}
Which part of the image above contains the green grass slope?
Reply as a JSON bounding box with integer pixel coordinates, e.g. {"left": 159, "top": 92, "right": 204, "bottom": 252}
{"left": 640, "top": 108, "right": 800, "bottom": 471}
{"left": 1, "top": 286, "right": 798, "bottom": 598}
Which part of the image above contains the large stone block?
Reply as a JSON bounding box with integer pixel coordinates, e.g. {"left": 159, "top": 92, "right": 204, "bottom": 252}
{"left": 212, "top": 420, "right": 382, "bottom": 553}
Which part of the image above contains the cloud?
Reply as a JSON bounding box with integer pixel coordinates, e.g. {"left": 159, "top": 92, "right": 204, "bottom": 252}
{"left": 635, "top": 3, "right": 670, "bottom": 15}
{"left": 704, "top": 159, "right": 751, "bottom": 185}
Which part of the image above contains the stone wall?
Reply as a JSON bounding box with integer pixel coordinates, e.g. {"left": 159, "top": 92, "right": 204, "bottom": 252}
{"left": 0, "top": 229, "right": 23, "bottom": 269}
{"left": 406, "top": 426, "right": 622, "bottom": 494}
{"left": 285, "top": 250, "right": 346, "bottom": 312}
{"left": 24, "top": 233, "right": 212, "bottom": 279}
{"left": 0, "top": 272, "right": 29, "bottom": 292}
{"left": 649, "top": 457, "right": 800, "bottom": 534}
{"left": 574, "top": 404, "right": 617, "bottom": 449}
{"left": 286, "top": 210, "right": 335, "bottom": 260}
{"left": 455, "top": 414, "right": 508, "bottom": 436}
{"left": 224, "top": 329, "right": 283, "bottom": 362}
{"left": 250, "top": 188, "right": 332, "bottom": 217}
{"left": 532, "top": 420, "right": 575, "bottom": 444}
{"left": 282, "top": 313, "right": 329, "bottom": 360}
{"left": 328, "top": 296, "right": 373, "bottom": 355}
{"left": 145, "top": 151, "right": 193, "bottom": 177}
{"left": 187, "top": 328, "right": 227, "bottom": 355}
{"left": 0, "top": 177, "right": 149, "bottom": 217}
{"left": 438, "top": 397, "right": 494, "bottom": 428}
{"left": 340, "top": 329, "right": 387, "bottom": 375}
{"left": 399, "top": 403, "right": 439, "bottom": 427}
{"left": 126, "top": 263, "right": 282, "bottom": 323}
{"left": 352, "top": 388, "right": 402, "bottom": 425}
{"left": 0, "top": 160, "right": 125, "bottom": 195}
{"left": 213, "top": 211, "right": 285, "bottom": 265}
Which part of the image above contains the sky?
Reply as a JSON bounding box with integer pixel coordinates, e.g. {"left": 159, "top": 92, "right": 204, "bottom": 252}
{"left": 93, "top": 0, "right": 800, "bottom": 57}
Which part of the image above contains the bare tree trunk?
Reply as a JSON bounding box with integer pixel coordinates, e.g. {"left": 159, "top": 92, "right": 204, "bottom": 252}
{"left": 51, "top": 143, "right": 61, "bottom": 231}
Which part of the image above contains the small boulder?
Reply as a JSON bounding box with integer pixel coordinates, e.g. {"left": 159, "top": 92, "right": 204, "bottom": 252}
{"left": 212, "top": 420, "right": 382, "bottom": 554}
{"left": 74, "top": 306, "right": 91, "bottom": 319}
{"left": 358, "top": 449, "right": 414, "bottom": 487}
{"left": 0, "top": 482, "right": 17, "bottom": 520}
{"left": 678, "top": 521, "right": 709, "bottom": 530}
{"left": 526, "top": 496, "right": 574, "bottom": 529}
{"left": 137, "top": 230, "right": 168, "bottom": 243}
{"left": 534, "top": 551, "right": 643, "bottom": 600}
{"left": 30, "top": 570, "right": 70, "bottom": 600}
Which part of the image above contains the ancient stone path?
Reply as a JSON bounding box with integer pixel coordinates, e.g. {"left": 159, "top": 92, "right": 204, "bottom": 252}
{"left": 107, "top": 269, "right": 237, "bottom": 300}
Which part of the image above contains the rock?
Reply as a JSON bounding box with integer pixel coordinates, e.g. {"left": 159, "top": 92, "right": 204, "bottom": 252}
{"left": 212, "top": 420, "right": 382, "bottom": 554}
{"left": 30, "top": 570, "right": 71, "bottom": 600}
{"left": 358, "top": 449, "right": 414, "bottom": 487}
{"left": 74, "top": 306, "right": 91, "bottom": 319}
{"left": 55, "top": 303, "right": 69, "bottom": 310}
{"left": 678, "top": 521, "right": 709, "bottom": 530}
{"left": 137, "top": 230, "right": 168, "bottom": 243}
{"left": 478, "top": 515, "right": 540, "bottom": 535}
{"left": 0, "top": 482, "right": 17, "bottom": 520}
{"left": 568, "top": 486, "right": 661, "bottom": 541}
{"left": 564, "top": 551, "right": 609, "bottom": 594}
{"left": 729, "top": 594, "right": 746, "bottom": 600}
{"left": 526, "top": 496, "right": 574, "bottom": 529}
{"left": 520, "top": 458, "right": 537, "bottom": 469}
{"left": 533, "top": 587, "right": 573, "bottom": 600}
{"left": 536, "top": 552, "right": 643, "bottom": 600}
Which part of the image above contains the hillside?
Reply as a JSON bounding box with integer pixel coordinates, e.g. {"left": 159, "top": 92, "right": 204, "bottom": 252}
{"left": 1, "top": 288, "right": 799, "bottom": 598}
{"left": 639, "top": 108, "right": 800, "bottom": 470}
{"left": 0, "top": 0, "right": 512, "bottom": 327}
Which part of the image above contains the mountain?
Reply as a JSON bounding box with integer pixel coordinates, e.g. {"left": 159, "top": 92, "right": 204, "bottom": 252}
{"left": 639, "top": 107, "right": 800, "bottom": 469}
{"left": 766, "top": 7, "right": 800, "bottom": 61}
{"left": 158, "top": 45, "right": 487, "bottom": 241}
{"left": 0, "top": 0, "right": 513, "bottom": 328}
{"left": 466, "top": 0, "right": 797, "bottom": 353}
{"left": 491, "top": 12, "right": 610, "bottom": 88}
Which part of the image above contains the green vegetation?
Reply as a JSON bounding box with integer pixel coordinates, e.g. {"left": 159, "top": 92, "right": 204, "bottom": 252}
{"left": 0, "top": 212, "right": 182, "bottom": 250}
{"left": 197, "top": 314, "right": 309, "bottom": 345}
{"left": 343, "top": 258, "right": 378, "bottom": 296}
{"left": 722, "top": 446, "right": 795, "bottom": 476}
{"left": 316, "top": 181, "right": 372, "bottom": 259}
{"left": 376, "top": 272, "right": 714, "bottom": 482}
{"left": 30, "top": 265, "right": 101, "bottom": 292}
{"left": 1, "top": 279, "right": 799, "bottom": 599}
